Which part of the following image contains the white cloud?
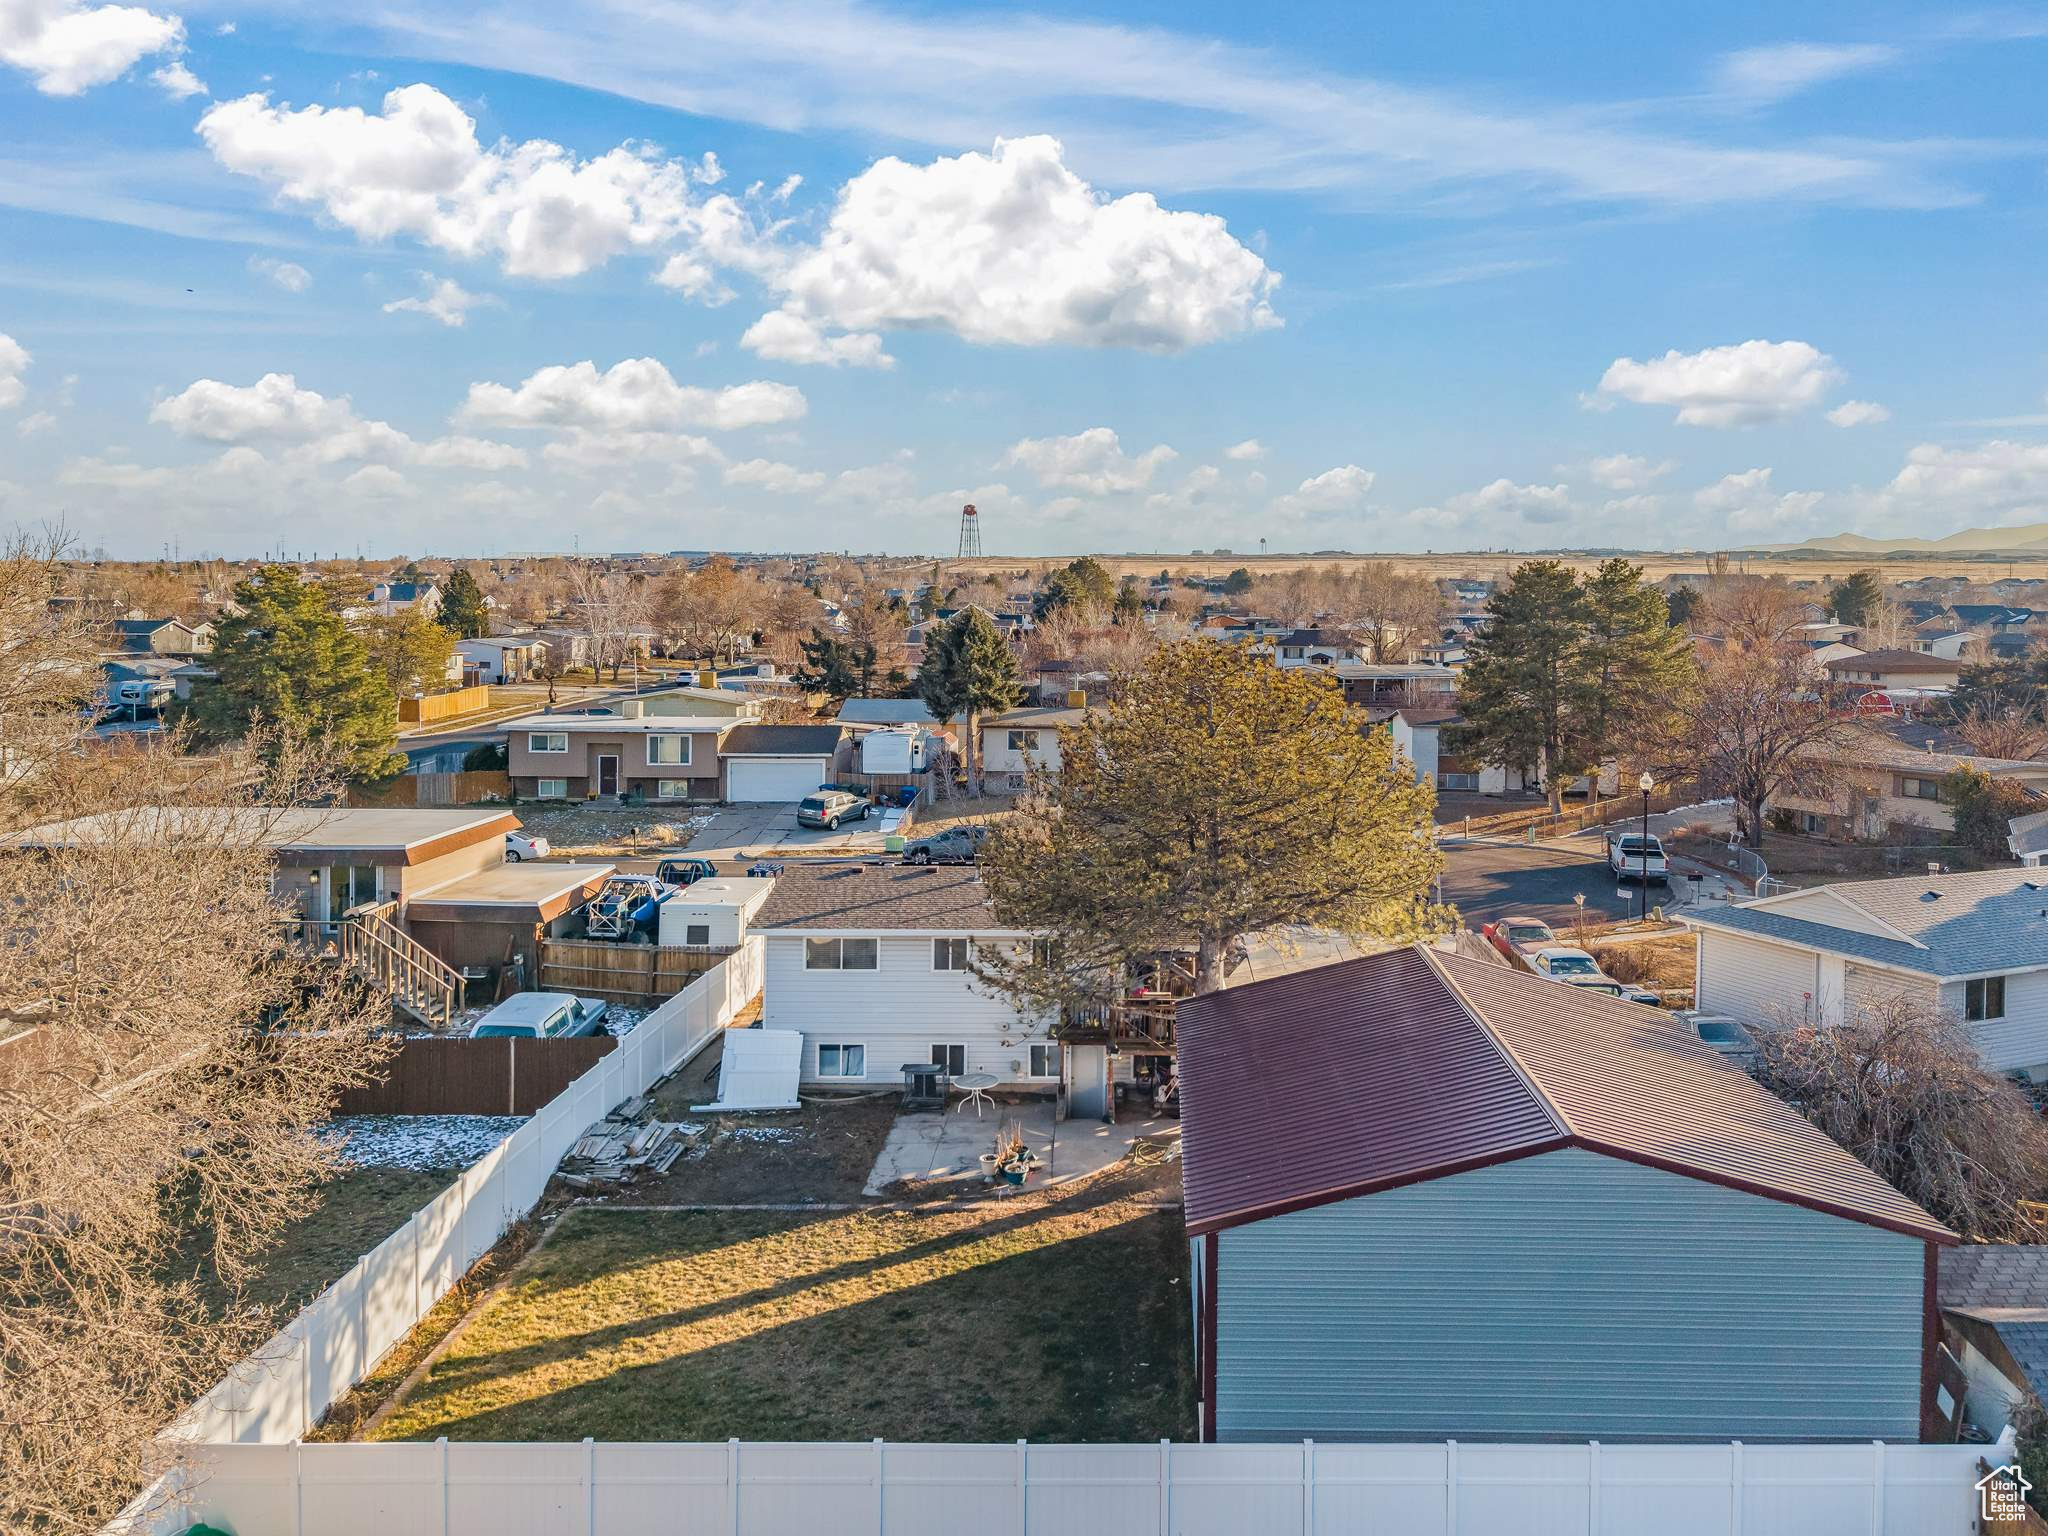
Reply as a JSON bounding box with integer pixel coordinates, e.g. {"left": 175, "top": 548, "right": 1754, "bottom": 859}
{"left": 1826, "top": 398, "right": 1891, "bottom": 428}
{"left": 746, "top": 135, "right": 1278, "bottom": 365}
{"left": 0, "top": 0, "right": 182, "bottom": 95}
{"left": 738, "top": 310, "right": 892, "bottom": 369}
{"left": 383, "top": 274, "right": 492, "bottom": 328}
{"left": 1271, "top": 464, "right": 1375, "bottom": 517}
{"left": 342, "top": 464, "right": 413, "bottom": 498}
{"left": 1597, "top": 339, "right": 1842, "bottom": 427}
{"left": 723, "top": 457, "right": 826, "bottom": 493}
{"left": 540, "top": 428, "right": 721, "bottom": 469}
{"left": 1445, "top": 478, "right": 1574, "bottom": 523}
{"left": 1883, "top": 440, "right": 2048, "bottom": 513}
{"left": 1692, "top": 466, "right": 1825, "bottom": 535}
{"left": 16, "top": 409, "right": 56, "bottom": 437}
{"left": 824, "top": 457, "right": 918, "bottom": 504}
{"left": 150, "top": 372, "right": 527, "bottom": 470}
{"left": 150, "top": 56, "right": 202, "bottom": 98}
{"left": 0, "top": 332, "right": 29, "bottom": 409}
{"left": 1586, "top": 453, "right": 1673, "bottom": 491}
{"left": 1223, "top": 437, "right": 1266, "bottom": 461}
{"left": 197, "top": 83, "right": 755, "bottom": 283}
{"left": 248, "top": 255, "right": 312, "bottom": 292}
{"left": 1712, "top": 43, "right": 1897, "bottom": 105}
{"left": 459, "top": 358, "right": 806, "bottom": 432}
{"left": 999, "top": 426, "right": 1176, "bottom": 495}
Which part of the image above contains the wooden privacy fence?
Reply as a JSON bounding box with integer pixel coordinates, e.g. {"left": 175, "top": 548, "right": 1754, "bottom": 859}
{"left": 136, "top": 1434, "right": 2003, "bottom": 1536}
{"left": 337, "top": 1035, "right": 617, "bottom": 1116}
{"left": 349, "top": 770, "right": 511, "bottom": 807}
{"left": 540, "top": 939, "right": 736, "bottom": 1005}
{"left": 397, "top": 684, "right": 491, "bottom": 723}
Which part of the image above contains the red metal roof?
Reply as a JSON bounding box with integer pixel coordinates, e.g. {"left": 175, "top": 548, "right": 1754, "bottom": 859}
{"left": 1176, "top": 944, "right": 1952, "bottom": 1243}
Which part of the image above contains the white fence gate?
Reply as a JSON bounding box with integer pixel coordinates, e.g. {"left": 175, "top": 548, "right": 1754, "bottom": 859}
{"left": 171, "top": 939, "right": 765, "bottom": 1446}
{"left": 143, "top": 1435, "right": 1999, "bottom": 1536}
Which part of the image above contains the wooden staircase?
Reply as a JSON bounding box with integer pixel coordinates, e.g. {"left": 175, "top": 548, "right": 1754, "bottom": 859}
{"left": 281, "top": 901, "right": 463, "bottom": 1028}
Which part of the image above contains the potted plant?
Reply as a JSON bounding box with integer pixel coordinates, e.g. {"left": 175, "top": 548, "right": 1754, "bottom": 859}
{"left": 991, "top": 1122, "right": 1041, "bottom": 1186}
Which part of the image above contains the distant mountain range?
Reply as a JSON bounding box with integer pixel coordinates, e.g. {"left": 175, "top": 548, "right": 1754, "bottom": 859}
{"left": 1768, "top": 523, "right": 2048, "bottom": 555}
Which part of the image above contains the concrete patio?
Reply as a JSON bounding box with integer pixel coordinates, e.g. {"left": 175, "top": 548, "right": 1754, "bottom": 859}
{"left": 860, "top": 1096, "right": 1179, "bottom": 1197}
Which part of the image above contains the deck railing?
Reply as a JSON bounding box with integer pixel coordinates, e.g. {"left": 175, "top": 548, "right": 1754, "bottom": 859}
{"left": 281, "top": 902, "right": 461, "bottom": 1027}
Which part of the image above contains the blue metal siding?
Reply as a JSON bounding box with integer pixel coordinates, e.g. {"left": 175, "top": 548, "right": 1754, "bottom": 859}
{"left": 1213, "top": 1147, "right": 1924, "bottom": 1443}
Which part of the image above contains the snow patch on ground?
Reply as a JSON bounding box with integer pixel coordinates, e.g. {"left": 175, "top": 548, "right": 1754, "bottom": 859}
{"left": 605, "top": 1005, "right": 649, "bottom": 1037}
{"left": 726, "top": 1126, "right": 800, "bottom": 1143}
{"left": 322, "top": 1114, "right": 526, "bottom": 1171}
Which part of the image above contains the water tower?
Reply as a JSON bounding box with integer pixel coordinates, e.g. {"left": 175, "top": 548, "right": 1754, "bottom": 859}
{"left": 956, "top": 503, "right": 983, "bottom": 559}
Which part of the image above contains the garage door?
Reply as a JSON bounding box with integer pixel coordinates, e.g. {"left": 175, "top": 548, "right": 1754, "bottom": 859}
{"left": 727, "top": 757, "right": 831, "bottom": 803}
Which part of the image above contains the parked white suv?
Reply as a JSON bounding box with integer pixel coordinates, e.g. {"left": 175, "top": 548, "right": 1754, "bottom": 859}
{"left": 1529, "top": 947, "right": 1661, "bottom": 1007}
{"left": 1607, "top": 832, "right": 1669, "bottom": 884}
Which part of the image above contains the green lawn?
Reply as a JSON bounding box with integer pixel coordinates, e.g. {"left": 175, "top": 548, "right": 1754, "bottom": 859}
{"left": 371, "top": 1176, "right": 1194, "bottom": 1443}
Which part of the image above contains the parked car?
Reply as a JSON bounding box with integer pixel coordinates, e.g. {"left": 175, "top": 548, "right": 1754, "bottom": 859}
{"left": 1529, "top": 946, "right": 1661, "bottom": 1007}
{"left": 584, "top": 873, "right": 673, "bottom": 942}
{"left": 468, "top": 991, "right": 609, "bottom": 1039}
{"left": 1674, "top": 1010, "right": 1759, "bottom": 1065}
{"left": 656, "top": 856, "right": 718, "bottom": 887}
{"left": 796, "top": 789, "right": 871, "bottom": 830}
{"left": 1481, "top": 915, "right": 1558, "bottom": 970}
{"left": 505, "top": 831, "right": 551, "bottom": 862}
{"left": 903, "top": 824, "right": 990, "bottom": 865}
{"left": 1607, "top": 832, "right": 1669, "bottom": 883}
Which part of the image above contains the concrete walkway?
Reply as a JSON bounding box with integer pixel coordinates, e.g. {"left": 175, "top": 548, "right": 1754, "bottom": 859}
{"left": 861, "top": 1098, "right": 1179, "bottom": 1197}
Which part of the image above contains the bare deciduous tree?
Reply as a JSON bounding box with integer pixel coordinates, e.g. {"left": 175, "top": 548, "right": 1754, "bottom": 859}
{"left": 1951, "top": 702, "right": 2048, "bottom": 761}
{"left": 1752, "top": 992, "right": 2048, "bottom": 1240}
{"left": 1677, "top": 635, "right": 1846, "bottom": 848}
{"left": 0, "top": 537, "right": 392, "bottom": 1534}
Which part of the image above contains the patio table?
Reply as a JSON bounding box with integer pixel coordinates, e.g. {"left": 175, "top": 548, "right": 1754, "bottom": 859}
{"left": 951, "top": 1072, "right": 999, "bottom": 1116}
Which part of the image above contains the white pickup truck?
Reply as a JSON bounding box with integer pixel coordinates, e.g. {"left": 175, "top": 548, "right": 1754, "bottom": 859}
{"left": 1607, "top": 831, "right": 1669, "bottom": 884}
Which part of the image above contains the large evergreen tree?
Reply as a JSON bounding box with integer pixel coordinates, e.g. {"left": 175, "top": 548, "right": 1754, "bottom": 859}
{"left": 1455, "top": 561, "right": 1588, "bottom": 810}
{"left": 978, "top": 641, "right": 1445, "bottom": 998}
{"left": 1573, "top": 557, "right": 1696, "bottom": 798}
{"left": 1826, "top": 570, "right": 1883, "bottom": 628}
{"left": 183, "top": 566, "right": 405, "bottom": 780}
{"left": 915, "top": 607, "right": 1022, "bottom": 795}
{"left": 439, "top": 565, "right": 490, "bottom": 639}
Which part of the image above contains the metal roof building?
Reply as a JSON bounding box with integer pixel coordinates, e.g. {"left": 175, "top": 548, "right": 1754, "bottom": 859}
{"left": 1176, "top": 944, "right": 1950, "bottom": 1446}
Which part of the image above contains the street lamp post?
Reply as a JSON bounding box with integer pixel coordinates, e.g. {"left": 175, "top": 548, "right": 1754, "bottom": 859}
{"left": 1637, "top": 771, "right": 1655, "bottom": 922}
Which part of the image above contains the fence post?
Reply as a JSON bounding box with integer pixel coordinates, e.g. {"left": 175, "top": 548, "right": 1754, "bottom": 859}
{"left": 1587, "top": 1441, "right": 1599, "bottom": 1536}
{"left": 1728, "top": 1441, "right": 1742, "bottom": 1536}
{"left": 1446, "top": 1440, "right": 1458, "bottom": 1535}
{"left": 1302, "top": 1440, "right": 1314, "bottom": 1536}
{"left": 1157, "top": 1439, "right": 1170, "bottom": 1536}
{"left": 728, "top": 1437, "right": 741, "bottom": 1536}
{"left": 293, "top": 1441, "right": 305, "bottom": 1536}
{"left": 1869, "top": 1442, "right": 1883, "bottom": 1536}
{"left": 585, "top": 1436, "right": 596, "bottom": 1536}
{"left": 439, "top": 1437, "right": 450, "bottom": 1536}
{"left": 873, "top": 1437, "right": 885, "bottom": 1536}
{"left": 508, "top": 1037, "right": 517, "bottom": 1116}
{"left": 1016, "top": 1439, "right": 1028, "bottom": 1536}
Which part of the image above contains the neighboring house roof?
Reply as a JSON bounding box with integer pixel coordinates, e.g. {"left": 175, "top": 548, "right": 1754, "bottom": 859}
{"left": 982, "top": 706, "right": 1088, "bottom": 729}
{"left": 457, "top": 635, "right": 541, "bottom": 652}
{"left": 1684, "top": 867, "right": 2048, "bottom": 978}
{"left": 752, "top": 862, "right": 1022, "bottom": 933}
{"left": 2012, "top": 807, "right": 2048, "bottom": 860}
{"left": 1952, "top": 605, "right": 2036, "bottom": 628}
{"left": 719, "top": 723, "right": 844, "bottom": 757}
{"left": 1939, "top": 1245, "right": 2048, "bottom": 1402}
{"left": 1795, "top": 733, "right": 2048, "bottom": 780}
{"left": 1393, "top": 706, "right": 1462, "bottom": 727}
{"left": 1174, "top": 943, "right": 1949, "bottom": 1242}
{"left": 375, "top": 582, "right": 437, "bottom": 603}
{"left": 500, "top": 711, "right": 736, "bottom": 735}
{"left": 836, "top": 698, "right": 948, "bottom": 726}
{"left": 1275, "top": 627, "right": 1352, "bottom": 648}
{"left": 5, "top": 806, "right": 518, "bottom": 865}
{"left": 1826, "top": 649, "right": 1960, "bottom": 674}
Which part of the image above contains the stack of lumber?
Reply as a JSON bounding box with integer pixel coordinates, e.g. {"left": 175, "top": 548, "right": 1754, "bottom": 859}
{"left": 558, "top": 1095, "right": 700, "bottom": 1185}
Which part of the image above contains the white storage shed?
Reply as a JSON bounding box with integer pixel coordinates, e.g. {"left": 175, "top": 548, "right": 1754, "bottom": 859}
{"left": 658, "top": 876, "right": 776, "bottom": 949}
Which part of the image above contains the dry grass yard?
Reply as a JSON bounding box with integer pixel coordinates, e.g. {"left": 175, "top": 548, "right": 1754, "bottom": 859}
{"left": 369, "top": 1172, "right": 1194, "bottom": 1444}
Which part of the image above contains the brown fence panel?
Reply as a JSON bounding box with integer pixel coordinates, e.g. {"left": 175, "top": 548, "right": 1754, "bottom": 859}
{"left": 398, "top": 685, "right": 492, "bottom": 723}
{"left": 337, "top": 1035, "right": 616, "bottom": 1116}
{"left": 539, "top": 939, "right": 733, "bottom": 1005}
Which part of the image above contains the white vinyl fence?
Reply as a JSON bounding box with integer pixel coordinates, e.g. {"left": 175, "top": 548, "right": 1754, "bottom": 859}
{"left": 172, "top": 939, "right": 764, "bottom": 1447}
{"left": 144, "top": 1435, "right": 2001, "bottom": 1536}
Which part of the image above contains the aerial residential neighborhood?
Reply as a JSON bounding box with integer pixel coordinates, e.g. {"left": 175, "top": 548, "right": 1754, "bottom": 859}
{"left": 8, "top": 5, "right": 2048, "bottom": 1535}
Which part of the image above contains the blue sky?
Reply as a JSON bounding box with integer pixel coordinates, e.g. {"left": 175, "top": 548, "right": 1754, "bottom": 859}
{"left": 2, "top": 0, "right": 2045, "bottom": 558}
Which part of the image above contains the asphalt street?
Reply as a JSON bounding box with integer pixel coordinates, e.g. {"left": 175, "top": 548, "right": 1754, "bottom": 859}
{"left": 1440, "top": 839, "right": 1680, "bottom": 928}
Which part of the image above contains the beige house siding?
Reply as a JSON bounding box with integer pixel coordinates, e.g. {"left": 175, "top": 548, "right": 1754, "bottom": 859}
{"left": 508, "top": 726, "right": 725, "bottom": 800}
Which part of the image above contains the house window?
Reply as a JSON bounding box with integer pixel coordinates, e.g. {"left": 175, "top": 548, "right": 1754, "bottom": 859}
{"left": 1028, "top": 1043, "right": 1060, "bottom": 1078}
{"left": 683, "top": 923, "right": 711, "bottom": 946}
{"left": 933, "top": 937, "right": 971, "bottom": 971}
{"left": 930, "top": 1043, "right": 966, "bottom": 1077}
{"left": 528, "top": 732, "right": 568, "bottom": 754}
{"left": 816, "top": 1043, "right": 865, "bottom": 1078}
{"left": 805, "top": 937, "right": 879, "bottom": 970}
{"left": 535, "top": 778, "right": 568, "bottom": 800}
{"left": 1901, "top": 776, "right": 1944, "bottom": 801}
{"left": 1967, "top": 976, "right": 2007, "bottom": 1022}
{"left": 656, "top": 779, "right": 693, "bottom": 800}
{"left": 1006, "top": 730, "right": 1041, "bottom": 752}
{"left": 648, "top": 734, "right": 691, "bottom": 766}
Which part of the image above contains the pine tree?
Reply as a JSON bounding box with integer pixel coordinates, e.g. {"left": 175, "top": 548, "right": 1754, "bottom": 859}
{"left": 439, "top": 566, "right": 490, "bottom": 639}
{"left": 916, "top": 607, "right": 1021, "bottom": 795}
{"left": 1455, "top": 561, "right": 1587, "bottom": 810}
{"left": 1573, "top": 557, "right": 1696, "bottom": 798}
{"left": 1827, "top": 570, "right": 1883, "bottom": 628}
{"left": 183, "top": 566, "right": 405, "bottom": 781}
